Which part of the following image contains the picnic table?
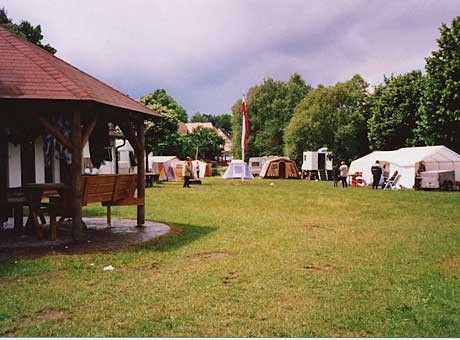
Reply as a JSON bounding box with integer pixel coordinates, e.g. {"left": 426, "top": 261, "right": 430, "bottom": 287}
{"left": 145, "top": 172, "right": 157, "bottom": 187}
{"left": 23, "top": 183, "right": 65, "bottom": 240}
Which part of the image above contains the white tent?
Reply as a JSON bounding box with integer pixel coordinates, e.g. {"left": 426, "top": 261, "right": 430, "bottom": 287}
{"left": 349, "top": 145, "right": 460, "bottom": 189}
{"left": 192, "top": 160, "right": 212, "bottom": 178}
{"left": 222, "top": 160, "right": 253, "bottom": 179}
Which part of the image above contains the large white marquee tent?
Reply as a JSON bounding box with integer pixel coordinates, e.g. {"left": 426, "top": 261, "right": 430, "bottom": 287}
{"left": 349, "top": 145, "right": 460, "bottom": 189}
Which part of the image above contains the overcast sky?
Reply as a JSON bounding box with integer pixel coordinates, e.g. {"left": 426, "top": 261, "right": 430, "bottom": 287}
{"left": 3, "top": 0, "right": 460, "bottom": 116}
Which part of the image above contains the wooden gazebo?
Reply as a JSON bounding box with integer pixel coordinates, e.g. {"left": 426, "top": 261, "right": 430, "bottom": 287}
{"left": 0, "top": 27, "right": 160, "bottom": 238}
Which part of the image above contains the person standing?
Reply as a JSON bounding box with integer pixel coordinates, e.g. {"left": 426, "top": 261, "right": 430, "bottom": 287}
{"left": 195, "top": 160, "right": 200, "bottom": 179}
{"left": 332, "top": 163, "right": 340, "bottom": 187}
{"left": 339, "top": 161, "right": 348, "bottom": 188}
{"left": 371, "top": 160, "right": 383, "bottom": 189}
{"left": 182, "top": 156, "right": 192, "bottom": 188}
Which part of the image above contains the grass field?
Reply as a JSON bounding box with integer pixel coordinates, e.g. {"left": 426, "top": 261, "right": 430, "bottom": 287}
{"left": 1, "top": 178, "right": 460, "bottom": 337}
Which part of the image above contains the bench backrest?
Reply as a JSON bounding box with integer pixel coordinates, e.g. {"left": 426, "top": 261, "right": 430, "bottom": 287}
{"left": 81, "top": 174, "right": 137, "bottom": 206}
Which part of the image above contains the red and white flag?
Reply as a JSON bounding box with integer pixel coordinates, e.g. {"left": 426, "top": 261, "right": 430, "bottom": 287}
{"left": 241, "top": 94, "right": 249, "bottom": 153}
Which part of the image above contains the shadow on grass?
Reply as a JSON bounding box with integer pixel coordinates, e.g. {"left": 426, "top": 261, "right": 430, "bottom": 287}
{"left": 0, "top": 223, "right": 217, "bottom": 273}
{"left": 131, "top": 223, "right": 217, "bottom": 253}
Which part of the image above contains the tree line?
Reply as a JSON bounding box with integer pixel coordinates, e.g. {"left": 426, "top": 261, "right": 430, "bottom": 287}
{"left": 140, "top": 89, "right": 230, "bottom": 160}
{"left": 232, "top": 16, "right": 460, "bottom": 165}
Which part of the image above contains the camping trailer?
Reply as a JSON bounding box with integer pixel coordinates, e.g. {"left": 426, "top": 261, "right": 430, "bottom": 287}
{"left": 249, "top": 156, "right": 275, "bottom": 176}
{"left": 301, "top": 147, "right": 333, "bottom": 180}
{"left": 420, "top": 170, "right": 455, "bottom": 190}
{"left": 249, "top": 157, "right": 265, "bottom": 176}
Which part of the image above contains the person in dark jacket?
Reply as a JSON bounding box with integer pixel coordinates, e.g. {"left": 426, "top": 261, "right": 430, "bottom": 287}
{"left": 371, "top": 160, "right": 383, "bottom": 189}
{"left": 332, "top": 163, "right": 340, "bottom": 187}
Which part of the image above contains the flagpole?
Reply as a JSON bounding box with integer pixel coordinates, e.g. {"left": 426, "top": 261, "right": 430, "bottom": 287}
{"left": 241, "top": 91, "right": 246, "bottom": 182}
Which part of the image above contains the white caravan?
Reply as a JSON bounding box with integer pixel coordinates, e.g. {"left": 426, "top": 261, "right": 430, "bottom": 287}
{"left": 301, "top": 147, "right": 333, "bottom": 180}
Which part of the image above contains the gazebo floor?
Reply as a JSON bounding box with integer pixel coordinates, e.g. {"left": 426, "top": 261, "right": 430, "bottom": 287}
{"left": 0, "top": 217, "right": 170, "bottom": 260}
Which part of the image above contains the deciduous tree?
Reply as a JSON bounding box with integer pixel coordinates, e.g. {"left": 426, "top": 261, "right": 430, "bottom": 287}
{"left": 417, "top": 16, "right": 460, "bottom": 152}
{"left": 368, "top": 71, "right": 425, "bottom": 150}
{"left": 140, "top": 89, "right": 188, "bottom": 122}
{"left": 284, "top": 75, "right": 370, "bottom": 164}
{"left": 231, "top": 73, "right": 311, "bottom": 159}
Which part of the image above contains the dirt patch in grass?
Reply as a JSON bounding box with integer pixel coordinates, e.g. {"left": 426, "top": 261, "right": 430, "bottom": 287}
{"left": 0, "top": 278, "right": 17, "bottom": 286}
{"left": 0, "top": 328, "right": 17, "bottom": 337}
{"left": 190, "top": 252, "right": 228, "bottom": 261}
{"left": 37, "top": 309, "right": 70, "bottom": 320}
{"left": 304, "top": 224, "right": 331, "bottom": 231}
{"left": 136, "top": 261, "right": 161, "bottom": 273}
{"left": 223, "top": 271, "right": 239, "bottom": 285}
{"left": 439, "top": 256, "right": 460, "bottom": 276}
{"left": 304, "top": 264, "right": 333, "bottom": 272}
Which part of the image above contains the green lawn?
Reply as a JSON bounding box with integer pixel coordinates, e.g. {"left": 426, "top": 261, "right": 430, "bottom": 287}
{"left": 1, "top": 178, "right": 460, "bottom": 337}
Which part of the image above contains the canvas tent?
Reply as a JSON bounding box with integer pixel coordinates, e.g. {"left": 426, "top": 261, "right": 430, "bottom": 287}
{"left": 259, "top": 157, "right": 300, "bottom": 179}
{"left": 192, "top": 160, "right": 212, "bottom": 178}
{"left": 150, "top": 156, "right": 180, "bottom": 181}
{"left": 222, "top": 160, "right": 253, "bottom": 179}
{"left": 349, "top": 145, "right": 460, "bottom": 189}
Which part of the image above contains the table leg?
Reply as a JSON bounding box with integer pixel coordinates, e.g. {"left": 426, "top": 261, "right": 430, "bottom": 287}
{"left": 13, "top": 204, "right": 23, "bottom": 231}
{"left": 31, "top": 210, "right": 43, "bottom": 239}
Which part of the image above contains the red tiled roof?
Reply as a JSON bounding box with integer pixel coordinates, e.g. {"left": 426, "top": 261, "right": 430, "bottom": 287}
{"left": 0, "top": 26, "right": 158, "bottom": 116}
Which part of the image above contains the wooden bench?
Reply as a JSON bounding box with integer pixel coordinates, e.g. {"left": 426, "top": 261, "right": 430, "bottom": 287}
{"left": 52, "top": 174, "right": 144, "bottom": 229}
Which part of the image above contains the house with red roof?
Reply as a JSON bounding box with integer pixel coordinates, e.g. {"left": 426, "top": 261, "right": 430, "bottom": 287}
{"left": 178, "top": 122, "right": 232, "bottom": 161}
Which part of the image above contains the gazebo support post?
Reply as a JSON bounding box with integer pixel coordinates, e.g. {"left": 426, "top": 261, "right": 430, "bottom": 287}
{"left": 136, "top": 118, "right": 145, "bottom": 227}
{"left": 71, "top": 111, "right": 83, "bottom": 239}
{"left": 0, "top": 129, "right": 8, "bottom": 224}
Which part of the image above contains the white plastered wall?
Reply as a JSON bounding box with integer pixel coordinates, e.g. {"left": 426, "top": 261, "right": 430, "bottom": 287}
{"left": 8, "top": 143, "right": 21, "bottom": 188}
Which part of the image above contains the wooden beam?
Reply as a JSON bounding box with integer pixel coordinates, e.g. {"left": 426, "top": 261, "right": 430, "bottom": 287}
{"left": 0, "top": 128, "right": 8, "bottom": 224}
{"left": 136, "top": 119, "right": 145, "bottom": 227}
{"left": 71, "top": 111, "right": 83, "bottom": 239}
{"left": 32, "top": 113, "right": 73, "bottom": 152}
{"left": 81, "top": 113, "right": 98, "bottom": 148}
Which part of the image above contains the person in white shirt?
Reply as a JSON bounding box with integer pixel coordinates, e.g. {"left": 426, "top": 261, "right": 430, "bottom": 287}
{"left": 339, "top": 161, "right": 348, "bottom": 188}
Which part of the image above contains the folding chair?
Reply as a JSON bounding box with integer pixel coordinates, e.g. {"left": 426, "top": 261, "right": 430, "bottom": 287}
{"left": 384, "top": 171, "right": 400, "bottom": 190}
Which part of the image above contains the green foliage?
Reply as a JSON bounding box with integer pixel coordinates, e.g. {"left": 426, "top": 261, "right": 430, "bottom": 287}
{"left": 143, "top": 102, "right": 192, "bottom": 159}
{"left": 368, "top": 71, "right": 425, "bottom": 150}
{"left": 232, "top": 73, "right": 311, "bottom": 159}
{"left": 284, "top": 75, "right": 370, "bottom": 164}
{"left": 417, "top": 16, "right": 460, "bottom": 152}
{"left": 143, "top": 104, "right": 223, "bottom": 160}
{"left": 187, "top": 126, "right": 225, "bottom": 160}
{"left": 190, "top": 112, "right": 233, "bottom": 133}
{"left": 0, "top": 7, "right": 56, "bottom": 54}
{"left": 140, "top": 89, "right": 188, "bottom": 123}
